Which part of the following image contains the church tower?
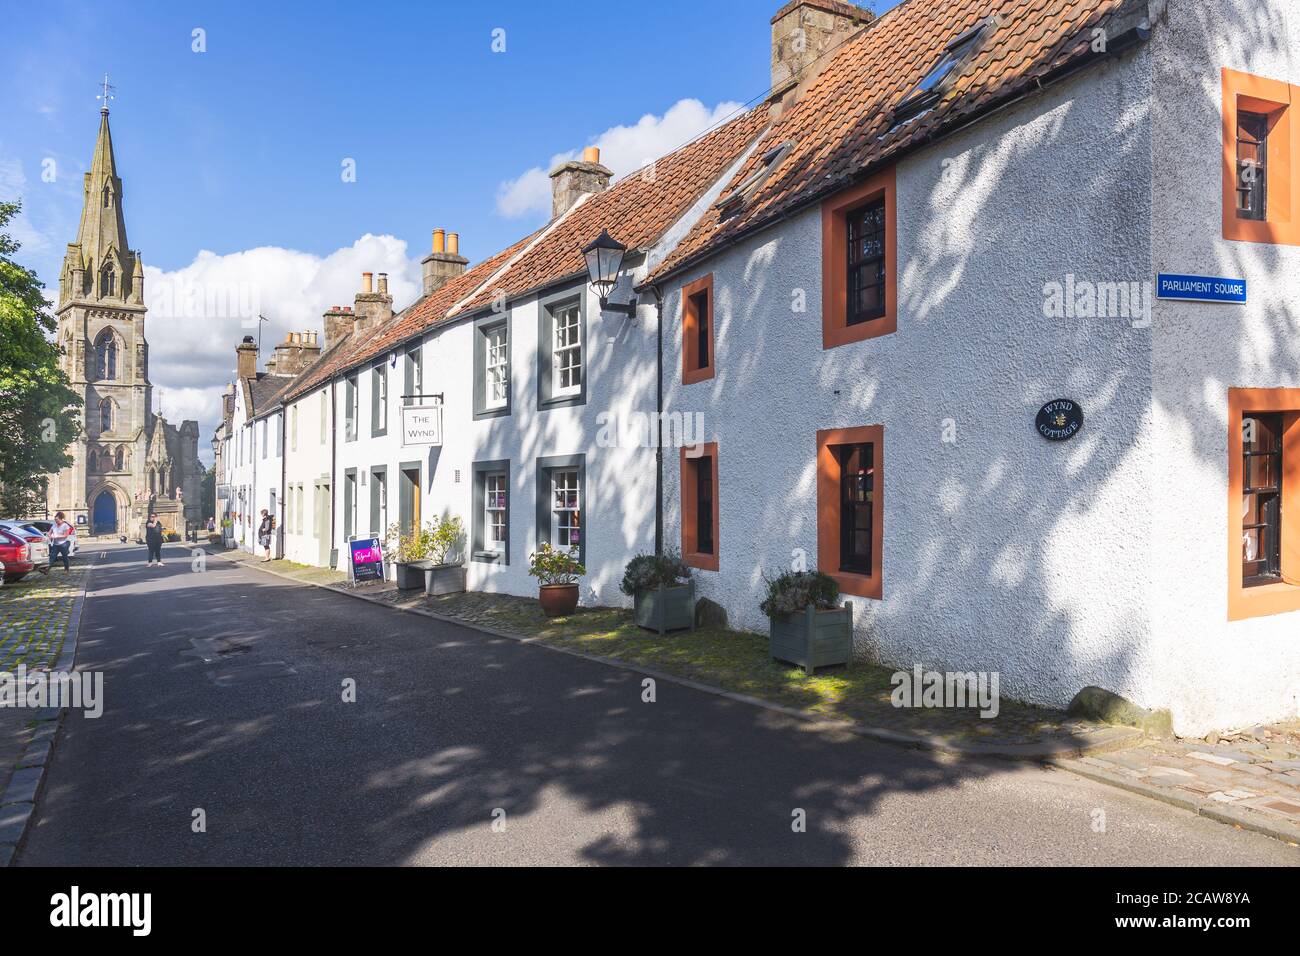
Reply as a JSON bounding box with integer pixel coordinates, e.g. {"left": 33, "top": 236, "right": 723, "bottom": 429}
{"left": 46, "top": 84, "right": 202, "bottom": 535}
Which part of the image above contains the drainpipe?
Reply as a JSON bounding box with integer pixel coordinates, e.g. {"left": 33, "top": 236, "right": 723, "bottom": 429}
{"left": 279, "top": 407, "right": 287, "bottom": 560}
{"left": 329, "top": 378, "right": 338, "bottom": 567}
{"left": 651, "top": 285, "right": 664, "bottom": 557}
{"left": 250, "top": 420, "right": 257, "bottom": 557}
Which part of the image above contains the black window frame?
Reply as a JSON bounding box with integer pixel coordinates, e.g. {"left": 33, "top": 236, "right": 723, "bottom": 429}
{"left": 368, "top": 465, "right": 387, "bottom": 537}
{"left": 343, "top": 467, "right": 357, "bottom": 540}
{"left": 537, "top": 285, "right": 588, "bottom": 411}
{"left": 835, "top": 442, "right": 875, "bottom": 576}
{"left": 1236, "top": 109, "right": 1270, "bottom": 221}
{"left": 1243, "top": 412, "right": 1283, "bottom": 586}
{"left": 846, "top": 197, "right": 888, "bottom": 327}
{"left": 694, "top": 454, "right": 715, "bottom": 556}
{"left": 344, "top": 373, "right": 358, "bottom": 442}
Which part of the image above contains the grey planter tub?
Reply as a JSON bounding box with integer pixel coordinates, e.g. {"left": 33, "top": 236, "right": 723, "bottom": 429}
{"left": 633, "top": 579, "right": 695, "bottom": 634}
{"left": 395, "top": 560, "right": 432, "bottom": 591}
{"left": 769, "top": 603, "right": 853, "bottom": 676}
{"left": 425, "top": 563, "right": 467, "bottom": 596}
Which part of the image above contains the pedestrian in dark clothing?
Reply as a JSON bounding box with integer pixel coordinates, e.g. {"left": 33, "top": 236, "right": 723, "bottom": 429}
{"left": 48, "top": 511, "right": 75, "bottom": 571}
{"left": 258, "top": 510, "right": 274, "bottom": 562}
{"left": 145, "top": 514, "right": 165, "bottom": 566}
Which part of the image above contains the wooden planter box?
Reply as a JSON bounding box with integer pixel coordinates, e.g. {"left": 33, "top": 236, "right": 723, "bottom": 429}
{"left": 394, "top": 560, "right": 432, "bottom": 591}
{"left": 633, "top": 580, "right": 695, "bottom": 634}
{"left": 424, "top": 563, "right": 467, "bottom": 596}
{"left": 769, "top": 603, "right": 854, "bottom": 676}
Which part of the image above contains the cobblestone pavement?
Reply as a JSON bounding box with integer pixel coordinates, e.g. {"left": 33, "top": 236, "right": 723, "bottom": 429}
{"left": 1060, "top": 723, "right": 1300, "bottom": 842}
{"left": 0, "top": 564, "right": 89, "bottom": 670}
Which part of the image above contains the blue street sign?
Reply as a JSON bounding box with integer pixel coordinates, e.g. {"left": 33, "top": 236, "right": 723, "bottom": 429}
{"left": 1156, "top": 273, "right": 1247, "bottom": 304}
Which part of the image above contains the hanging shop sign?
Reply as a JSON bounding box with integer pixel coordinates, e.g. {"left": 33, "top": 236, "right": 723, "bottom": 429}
{"left": 1036, "top": 399, "right": 1083, "bottom": 442}
{"left": 349, "top": 536, "right": 385, "bottom": 583}
{"left": 1156, "top": 273, "right": 1247, "bottom": 304}
{"left": 401, "top": 403, "right": 443, "bottom": 447}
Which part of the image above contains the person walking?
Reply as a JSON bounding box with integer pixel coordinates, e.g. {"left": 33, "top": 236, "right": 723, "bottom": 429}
{"left": 144, "top": 513, "right": 165, "bottom": 566}
{"left": 258, "top": 510, "right": 274, "bottom": 562}
{"left": 47, "top": 511, "right": 75, "bottom": 572}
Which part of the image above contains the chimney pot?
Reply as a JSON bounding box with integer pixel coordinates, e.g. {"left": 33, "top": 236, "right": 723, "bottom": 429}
{"left": 362, "top": 272, "right": 373, "bottom": 293}
{"left": 432, "top": 228, "right": 446, "bottom": 254}
{"left": 378, "top": 273, "right": 388, "bottom": 295}
{"left": 582, "top": 146, "right": 601, "bottom": 164}
{"left": 447, "top": 233, "right": 459, "bottom": 255}
{"left": 421, "top": 228, "right": 469, "bottom": 295}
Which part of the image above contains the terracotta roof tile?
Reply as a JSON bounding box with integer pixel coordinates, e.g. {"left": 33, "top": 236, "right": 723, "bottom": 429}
{"left": 647, "top": 0, "right": 1138, "bottom": 285}
{"left": 451, "top": 108, "right": 769, "bottom": 316}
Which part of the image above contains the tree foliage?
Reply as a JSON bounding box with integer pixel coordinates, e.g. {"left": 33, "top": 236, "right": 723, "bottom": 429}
{"left": 0, "top": 200, "right": 81, "bottom": 515}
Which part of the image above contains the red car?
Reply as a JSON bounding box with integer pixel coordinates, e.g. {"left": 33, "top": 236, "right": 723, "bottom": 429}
{"left": 0, "top": 527, "right": 36, "bottom": 582}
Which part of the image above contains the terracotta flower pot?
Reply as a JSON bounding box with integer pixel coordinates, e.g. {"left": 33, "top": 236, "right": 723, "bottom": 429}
{"left": 539, "top": 583, "right": 579, "bottom": 617}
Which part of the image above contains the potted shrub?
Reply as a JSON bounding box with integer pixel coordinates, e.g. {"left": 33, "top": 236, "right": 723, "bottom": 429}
{"left": 386, "top": 522, "right": 433, "bottom": 591}
{"left": 528, "top": 543, "right": 585, "bottom": 617}
{"left": 423, "top": 515, "right": 467, "bottom": 596}
{"left": 760, "top": 570, "right": 853, "bottom": 676}
{"left": 620, "top": 550, "right": 694, "bottom": 634}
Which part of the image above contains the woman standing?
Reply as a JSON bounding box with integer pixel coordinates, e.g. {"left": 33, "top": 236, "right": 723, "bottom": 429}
{"left": 144, "top": 513, "right": 165, "bottom": 566}
{"left": 258, "top": 509, "right": 274, "bottom": 562}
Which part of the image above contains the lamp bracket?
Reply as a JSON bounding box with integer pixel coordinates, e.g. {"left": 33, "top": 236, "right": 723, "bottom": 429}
{"left": 599, "top": 296, "right": 638, "bottom": 316}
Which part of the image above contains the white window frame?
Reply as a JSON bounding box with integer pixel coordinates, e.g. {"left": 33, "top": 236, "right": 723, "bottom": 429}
{"left": 552, "top": 302, "right": 582, "bottom": 397}
{"left": 486, "top": 473, "right": 507, "bottom": 552}
{"left": 486, "top": 326, "right": 508, "bottom": 410}
{"left": 552, "top": 469, "right": 581, "bottom": 549}
{"left": 291, "top": 406, "right": 299, "bottom": 452}
{"left": 319, "top": 392, "right": 328, "bottom": 444}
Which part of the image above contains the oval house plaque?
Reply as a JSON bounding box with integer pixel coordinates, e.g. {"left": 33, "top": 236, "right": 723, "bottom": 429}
{"left": 1036, "top": 399, "right": 1083, "bottom": 442}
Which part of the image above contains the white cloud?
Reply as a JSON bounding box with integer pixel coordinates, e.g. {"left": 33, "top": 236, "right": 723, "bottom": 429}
{"left": 142, "top": 234, "right": 422, "bottom": 464}
{"left": 495, "top": 98, "right": 744, "bottom": 219}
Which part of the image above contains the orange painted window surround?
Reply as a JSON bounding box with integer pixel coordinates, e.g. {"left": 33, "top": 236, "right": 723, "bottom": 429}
{"left": 1227, "top": 387, "right": 1300, "bottom": 621}
{"left": 821, "top": 166, "right": 897, "bottom": 349}
{"left": 681, "top": 273, "right": 715, "bottom": 385}
{"left": 1221, "top": 67, "right": 1299, "bottom": 246}
{"left": 817, "top": 425, "right": 883, "bottom": 600}
{"left": 680, "top": 443, "right": 719, "bottom": 571}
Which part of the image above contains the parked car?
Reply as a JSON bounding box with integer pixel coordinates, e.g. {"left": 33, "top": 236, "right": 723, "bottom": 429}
{"left": 0, "top": 522, "right": 49, "bottom": 573}
{"left": 0, "top": 528, "right": 35, "bottom": 582}
{"left": 23, "top": 519, "right": 77, "bottom": 557}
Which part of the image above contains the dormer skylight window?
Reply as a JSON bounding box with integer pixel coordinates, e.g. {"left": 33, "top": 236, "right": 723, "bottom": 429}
{"left": 715, "top": 140, "right": 797, "bottom": 217}
{"left": 891, "top": 17, "right": 997, "bottom": 127}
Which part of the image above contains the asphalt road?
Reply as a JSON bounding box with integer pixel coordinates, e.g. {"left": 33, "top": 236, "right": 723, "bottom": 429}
{"left": 16, "top": 544, "right": 1300, "bottom": 866}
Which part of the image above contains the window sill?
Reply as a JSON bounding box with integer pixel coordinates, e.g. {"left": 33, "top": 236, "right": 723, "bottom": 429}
{"left": 682, "top": 365, "right": 714, "bottom": 386}
{"left": 472, "top": 550, "right": 503, "bottom": 565}
{"left": 1228, "top": 579, "right": 1300, "bottom": 621}
{"left": 683, "top": 550, "right": 718, "bottom": 572}
{"left": 539, "top": 393, "right": 586, "bottom": 411}
{"left": 474, "top": 405, "right": 511, "bottom": 421}
{"left": 829, "top": 569, "right": 881, "bottom": 601}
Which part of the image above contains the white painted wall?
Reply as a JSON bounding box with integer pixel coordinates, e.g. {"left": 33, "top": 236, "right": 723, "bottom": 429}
{"left": 663, "top": 48, "right": 1167, "bottom": 723}
{"left": 1146, "top": 0, "right": 1300, "bottom": 733}
{"left": 283, "top": 386, "right": 334, "bottom": 566}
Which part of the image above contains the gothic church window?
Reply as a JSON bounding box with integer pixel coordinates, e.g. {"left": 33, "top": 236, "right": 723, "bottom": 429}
{"left": 95, "top": 331, "right": 117, "bottom": 380}
{"left": 101, "top": 264, "right": 115, "bottom": 297}
{"left": 99, "top": 398, "right": 113, "bottom": 432}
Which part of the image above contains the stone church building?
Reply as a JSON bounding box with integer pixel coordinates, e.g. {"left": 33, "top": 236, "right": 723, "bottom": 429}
{"left": 44, "top": 104, "right": 202, "bottom": 536}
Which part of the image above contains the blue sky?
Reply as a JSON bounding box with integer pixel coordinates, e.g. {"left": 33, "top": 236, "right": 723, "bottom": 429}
{"left": 1, "top": 0, "right": 900, "bottom": 457}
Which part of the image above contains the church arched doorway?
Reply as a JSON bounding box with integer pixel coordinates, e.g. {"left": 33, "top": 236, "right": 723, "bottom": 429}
{"left": 92, "top": 490, "right": 118, "bottom": 536}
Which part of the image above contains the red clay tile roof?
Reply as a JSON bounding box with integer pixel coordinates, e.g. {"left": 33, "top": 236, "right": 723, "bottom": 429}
{"left": 451, "top": 107, "right": 770, "bottom": 316}
{"left": 647, "top": 0, "right": 1141, "bottom": 285}
{"left": 280, "top": 233, "right": 536, "bottom": 403}
{"left": 279, "top": 107, "right": 767, "bottom": 397}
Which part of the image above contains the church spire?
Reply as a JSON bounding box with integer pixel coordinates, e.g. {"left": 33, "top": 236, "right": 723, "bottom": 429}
{"left": 62, "top": 77, "right": 137, "bottom": 308}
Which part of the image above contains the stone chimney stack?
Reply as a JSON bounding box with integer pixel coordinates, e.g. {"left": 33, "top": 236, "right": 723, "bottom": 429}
{"left": 236, "top": 335, "right": 258, "bottom": 380}
{"left": 323, "top": 305, "right": 353, "bottom": 351}
{"left": 769, "top": 1, "right": 873, "bottom": 111}
{"left": 421, "top": 227, "right": 469, "bottom": 296}
{"left": 353, "top": 270, "right": 393, "bottom": 333}
{"left": 269, "top": 331, "right": 322, "bottom": 376}
{"left": 549, "top": 146, "right": 612, "bottom": 220}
